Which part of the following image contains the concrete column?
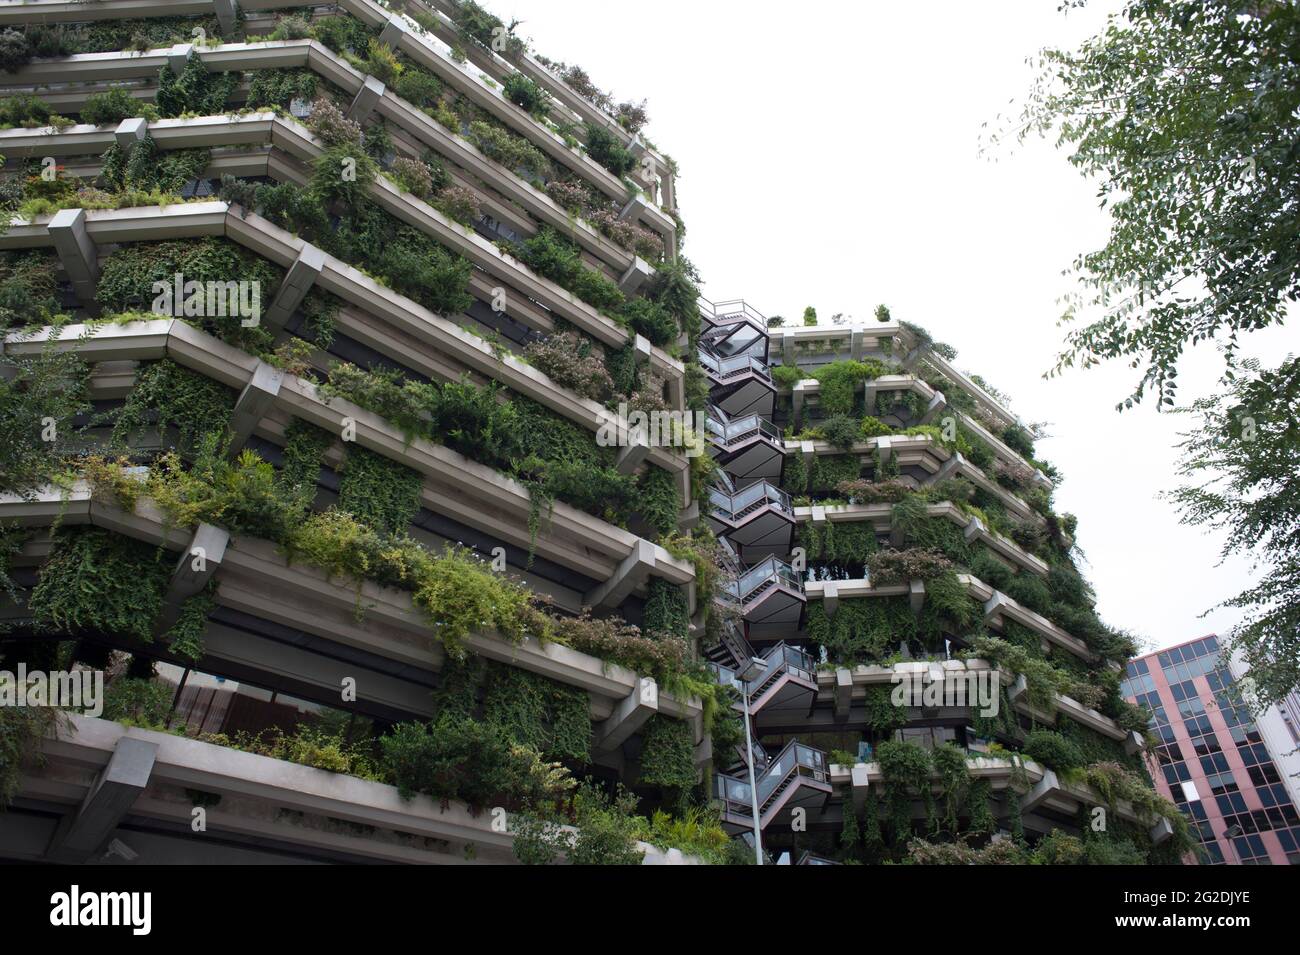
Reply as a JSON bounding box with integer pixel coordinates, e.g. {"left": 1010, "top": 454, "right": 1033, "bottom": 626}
{"left": 834, "top": 667, "right": 852, "bottom": 719}
{"left": 908, "top": 579, "right": 926, "bottom": 615}
{"left": 48, "top": 208, "right": 100, "bottom": 315}
{"left": 154, "top": 522, "right": 228, "bottom": 634}
{"left": 113, "top": 117, "right": 148, "bottom": 148}
{"left": 822, "top": 580, "right": 840, "bottom": 618}
{"left": 346, "top": 76, "right": 386, "bottom": 122}
{"left": 919, "top": 391, "right": 947, "bottom": 426}
{"left": 1020, "top": 768, "right": 1059, "bottom": 815}
{"left": 850, "top": 762, "right": 870, "bottom": 810}
{"left": 167, "top": 43, "right": 194, "bottom": 77}
{"left": 46, "top": 737, "right": 157, "bottom": 863}
{"left": 213, "top": 0, "right": 240, "bottom": 35}
{"left": 596, "top": 678, "right": 657, "bottom": 751}
{"left": 615, "top": 429, "right": 650, "bottom": 474}
{"left": 983, "top": 591, "right": 1009, "bottom": 625}
{"left": 850, "top": 328, "right": 865, "bottom": 361}
{"left": 584, "top": 539, "right": 658, "bottom": 608}
{"left": 264, "top": 243, "right": 325, "bottom": 331}
{"left": 378, "top": 16, "right": 408, "bottom": 50}
{"left": 618, "top": 257, "right": 654, "bottom": 295}
{"left": 618, "top": 194, "right": 650, "bottom": 224}
{"left": 226, "top": 361, "right": 284, "bottom": 456}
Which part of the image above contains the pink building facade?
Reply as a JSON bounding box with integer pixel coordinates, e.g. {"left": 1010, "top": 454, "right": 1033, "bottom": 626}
{"left": 1122, "top": 635, "right": 1300, "bottom": 864}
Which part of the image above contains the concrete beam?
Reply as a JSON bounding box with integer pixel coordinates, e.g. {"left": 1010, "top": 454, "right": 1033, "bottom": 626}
{"left": 264, "top": 243, "right": 325, "bottom": 331}
{"left": 227, "top": 361, "right": 283, "bottom": 456}
{"left": 615, "top": 429, "right": 650, "bottom": 474}
{"left": 618, "top": 257, "right": 654, "bottom": 296}
{"left": 213, "top": 0, "right": 240, "bottom": 35}
{"left": 1020, "top": 767, "right": 1059, "bottom": 815}
{"left": 596, "top": 678, "right": 657, "bottom": 751}
{"left": 963, "top": 515, "right": 985, "bottom": 543}
{"left": 919, "top": 391, "right": 947, "bottom": 426}
{"left": 1149, "top": 816, "right": 1173, "bottom": 846}
{"left": 983, "top": 591, "right": 1009, "bottom": 624}
{"left": 618, "top": 194, "right": 651, "bottom": 224}
{"left": 48, "top": 208, "right": 100, "bottom": 314}
{"left": 900, "top": 346, "right": 923, "bottom": 371}
{"left": 347, "top": 76, "right": 386, "bottom": 122}
{"left": 584, "top": 539, "right": 657, "bottom": 608}
{"left": 1123, "top": 730, "right": 1146, "bottom": 756}
{"left": 932, "top": 450, "right": 962, "bottom": 484}
{"left": 45, "top": 736, "right": 157, "bottom": 863}
{"left": 113, "top": 117, "right": 148, "bottom": 148}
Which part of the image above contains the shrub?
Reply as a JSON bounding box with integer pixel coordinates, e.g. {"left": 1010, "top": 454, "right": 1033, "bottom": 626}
{"left": 583, "top": 121, "right": 635, "bottom": 176}
{"left": 29, "top": 528, "right": 169, "bottom": 643}
{"left": 618, "top": 297, "right": 676, "bottom": 346}
{"left": 816, "top": 414, "right": 862, "bottom": 450}
{"left": 836, "top": 478, "right": 912, "bottom": 504}
{"left": 393, "top": 67, "right": 442, "bottom": 108}
{"left": 389, "top": 156, "right": 435, "bottom": 199}
{"left": 431, "top": 184, "right": 480, "bottom": 226}
{"left": 504, "top": 72, "right": 551, "bottom": 118}
{"left": 866, "top": 547, "right": 954, "bottom": 584}
{"left": 80, "top": 88, "right": 143, "bottom": 126}
{"left": 523, "top": 331, "right": 615, "bottom": 401}
{"left": 0, "top": 28, "right": 32, "bottom": 72}
{"left": 102, "top": 677, "right": 174, "bottom": 728}
{"left": 1023, "top": 729, "right": 1086, "bottom": 772}
{"left": 468, "top": 120, "right": 549, "bottom": 178}
{"left": 305, "top": 97, "right": 363, "bottom": 148}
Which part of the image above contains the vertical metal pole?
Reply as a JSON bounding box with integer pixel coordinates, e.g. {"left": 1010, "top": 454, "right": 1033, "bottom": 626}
{"left": 743, "top": 684, "right": 763, "bottom": 865}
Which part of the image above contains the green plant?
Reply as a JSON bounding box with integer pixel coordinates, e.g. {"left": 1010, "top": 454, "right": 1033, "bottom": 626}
{"left": 102, "top": 676, "right": 174, "bottom": 729}
{"left": 637, "top": 715, "right": 695, "bottom": 789}
{"left": 583, "top": 121, "right": 635, "bottom": 176}
{"left": 337, "top": 446, "right": 423, "bottom": 536}
{"left": 111, "top": 359, "right": 235, "bottom": 456}
{"left": 155, "top": 52, "right": 236, "bottom": 118}
{"left": 806, "top": 597, "right": 915, "bottom": 667}
{"left": 81, "top": 88, "right": 150, "bottom": 126}
{"left": 504, "top": 73, "right": 551, "bottom": 118}
{"left": 29, "top": 528, "right": 170, "bottom": 643}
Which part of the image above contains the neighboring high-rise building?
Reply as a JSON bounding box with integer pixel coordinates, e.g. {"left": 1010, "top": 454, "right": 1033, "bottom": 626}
{"left": 1122, "top": 636, "right": 1300, "bottom": 864}
{"left": 0, "top": 0, "right": 1184, "bottom": 865}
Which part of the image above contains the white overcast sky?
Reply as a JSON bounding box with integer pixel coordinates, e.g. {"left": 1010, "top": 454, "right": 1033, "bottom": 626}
{"left": 502, "top": 0, "right": 1297, "bottom": 653}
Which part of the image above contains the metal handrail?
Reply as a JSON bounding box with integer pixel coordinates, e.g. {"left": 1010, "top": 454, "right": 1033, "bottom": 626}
{"left": 713, "top": 740, "right": 828, "bottom": 816}
{"left": 708, "top": 480, "right": 791, "bottom": 523}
